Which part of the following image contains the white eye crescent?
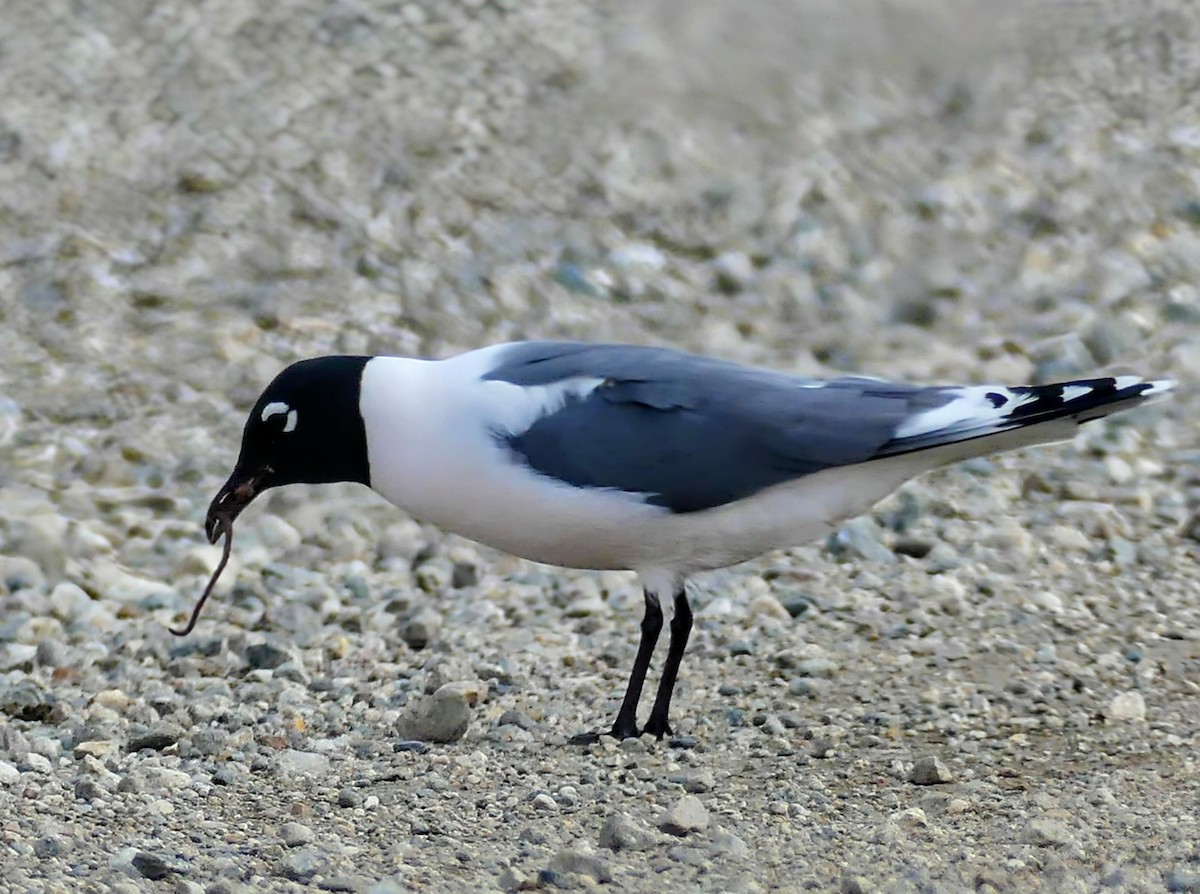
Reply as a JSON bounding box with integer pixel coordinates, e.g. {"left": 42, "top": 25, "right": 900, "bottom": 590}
{"left": 261, "top": 401, "right": 298, "bottom": 433}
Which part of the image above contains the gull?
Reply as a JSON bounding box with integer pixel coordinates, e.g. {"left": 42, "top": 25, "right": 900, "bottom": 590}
{"left": 191, "top": 340, "right": 1173, "bottom": 741}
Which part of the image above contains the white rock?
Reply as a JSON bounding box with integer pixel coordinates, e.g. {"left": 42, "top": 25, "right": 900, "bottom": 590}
{"left": 0, "top": 760, "right": 20, "bottom": 785}
{"left": 1107, "top": 691, "right": 1146, "bottom": 722}
{"left": 659, "top": 795, "right": 710, "bottom": 836}
{"left": 276, "top": 750, "right": 332, "bottom": 776}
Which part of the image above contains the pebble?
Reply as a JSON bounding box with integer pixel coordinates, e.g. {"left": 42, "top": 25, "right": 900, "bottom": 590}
{"left": 659, "top": 795, "right": 710, "bottom": 836}
{"left": 245, "top": 642, "right": 292, "bottom": 670}
{"left": 598, "top": 812, "right": 656, "bottom": 852}
{"left": 275, "top": 750, "right": 332, "bottom": 777}
{"left": 280, "top": 822, "right": 315, "bottom": 847}
{"left": 0, "top": 760, "right": 20, "bottom": 785}
{"left": 498, "top": 866, "right": 531, "bottom": 892}
{"left": 908, "top": 756, "right": 955, "bottom": 785}
{"left": 549, "top": 849, "right": 612, "bottom": 883}
{"left": 1107, "top": 691, "right": 1147, "bottom": 722}
{"left": 668, "top": 768, "right": 716, "bottom": 793}
{"left": 1025, "top": 819, "right": 1076, "bottom": 848}
{"left": 708, "top": 829, "right": 748, "bottom": 857}
{"left": 394, "top": 683, "right": 473, "bottom": 743}
{"left": 828, "top": 518, "right": 895, "bottom": 565}
{"left": 281, "top": 849, "right": 324, "bottom": 881}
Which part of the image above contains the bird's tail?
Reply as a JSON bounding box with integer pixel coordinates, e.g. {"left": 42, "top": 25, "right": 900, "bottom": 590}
{"left": 876, "top": 375, "right": 1175, "bottom": 462}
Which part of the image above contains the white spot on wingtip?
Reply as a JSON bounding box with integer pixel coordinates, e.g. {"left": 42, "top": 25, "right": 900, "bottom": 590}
{"left": 1061, "top": 385, "right": 1093, "bottom": 402}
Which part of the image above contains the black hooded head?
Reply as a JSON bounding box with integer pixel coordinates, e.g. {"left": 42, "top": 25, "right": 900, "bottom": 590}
{"left": 205, "top": 355, "right": 372, "bottom": 541}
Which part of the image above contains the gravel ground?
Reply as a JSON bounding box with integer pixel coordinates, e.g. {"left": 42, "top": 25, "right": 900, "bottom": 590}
{"left": 2, "top": 1, "right": 1200, "bottom": 892}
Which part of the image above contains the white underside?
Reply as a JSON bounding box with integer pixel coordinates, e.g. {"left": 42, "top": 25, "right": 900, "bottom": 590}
{"left": 358, "top": 349, "right": 1094, "bottom": 591}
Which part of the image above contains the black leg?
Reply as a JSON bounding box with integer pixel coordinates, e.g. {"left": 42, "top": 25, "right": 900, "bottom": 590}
{"left": 643, "top": 588, "right": 692, "bottom": 739}
{"left": 569, "top": 589, "right": 663, "bottom": 744}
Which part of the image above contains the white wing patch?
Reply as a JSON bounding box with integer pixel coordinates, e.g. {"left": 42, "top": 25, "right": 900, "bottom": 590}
{"left": 486, "top": 376, "right": 609, "bottom": 436}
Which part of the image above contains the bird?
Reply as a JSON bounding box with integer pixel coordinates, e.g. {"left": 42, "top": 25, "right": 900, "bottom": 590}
{"left": 192, "top": 340, "right": 1173, "bottom": 742}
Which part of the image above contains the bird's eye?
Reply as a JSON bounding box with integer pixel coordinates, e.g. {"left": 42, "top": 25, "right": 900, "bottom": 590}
{"left": 261, "top": 401, "right": 298, "bottom": 433}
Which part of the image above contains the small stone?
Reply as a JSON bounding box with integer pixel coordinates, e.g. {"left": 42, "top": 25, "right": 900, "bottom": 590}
{"left": 281, "top": 849, "right": 323, "bottom": 881}
{"left": 337, "top": 788, "right": 362, "bottom": 808}
{"left": 908, "top": 756, "right": 955, "bottom": 785}
{"left": 1107, "top": 691, "right": 1146, "bottom": 722}
{"left": 1025, "top": 818, "right": 1075, "bottom": 847}
{"left": 549, "top": 849, "right": 612, "bottom": 883}
{"left": 498, "top": 710, "right": 538, "bottom": 731}
{"left": 728, "top": 640, "right": 753, "bottom": 656}
{"left": 498, "top": 866, "right": 532, "bottom": 892}
{"left": 828, "top": 518, "right": 894, "bottom": 565}
{"left": 794, "top": 657, "right": 837, "bottom": 678}
{"left": 129, "top": 727, "right": 182, "bottom": 752}
{"left": 401, "top": 609, "right": 442, "bottom": 651}
{"left": 275, "top": 750, "right": 331, "bottom": 776}
{"left": 0, "top": 726, "right": 30, "bottom": 760}
{"left": 132, "top": 852, "right": 181, "bottom": 880}
{"left": 713, "top": 250, "right": 755, "bottom": 292}
{"left": 778, "top": 594, "right": 813, "bottom": 619}
{"left": 394, "top": 683, "right": 472, "bottom": 743}
{"left": 659, "top": 795, "right": 710, "bottom": 836}
{"left": 668, "top": 768, "right": 716, "bottom": 793}
{"left": 0, "top": 760, "right": 19, "bottom": 785}
{"left": 74, "top": 740, "right": 118, "bottom": 759}
{"left": 33, "top": 836, "right": 65, "bottom": 858}
{"left": 598, "top": 812, "right": 656, "bottom": 852}
{"left": 75, "top": 778, "right": 105, "bottom": 801}
{"left": 34, "top": 639, "right": 68, "bottom": 668}
{"left": 280, "top": 822, "right": 315, "bottom": 848}
{"left": 450, "top": 562, "right": 478, "bottom": 588}
{"left": 709, "top": 829, "right": 748, "bottom": 857}
{"left": 392, "top": 740, "right": 430, "bottom": 754}
{"left": 245, "top": 642, "right": 291, "bottom": 670}
{"left": 531, "top": 793, "right": 557, "bottom": 811}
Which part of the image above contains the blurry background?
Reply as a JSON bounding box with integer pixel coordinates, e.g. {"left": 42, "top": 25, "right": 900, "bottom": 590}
{"left": 1, "top": 1, "right": 1199, "bottom": 890}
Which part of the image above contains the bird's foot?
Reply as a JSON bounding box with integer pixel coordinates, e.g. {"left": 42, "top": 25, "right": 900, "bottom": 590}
{"left": 642, "top": 715, "right": 671, "bottom": 740}
{"left": 569, "top": 715, "right": 642, "bottom": 745}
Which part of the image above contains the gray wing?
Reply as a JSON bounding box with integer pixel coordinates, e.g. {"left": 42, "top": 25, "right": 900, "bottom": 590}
{"left": 484, "top": 342, "right": 951, "bottom": 513}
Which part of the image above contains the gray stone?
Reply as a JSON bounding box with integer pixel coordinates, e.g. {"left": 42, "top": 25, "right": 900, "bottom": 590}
{"left": 659, "top": 795, "right": 710, "bottom": 836}
{"left": 828, "top": 518, "right": 895, "bottom": 565}
{"left": 908, "top": 756, "right": 955, "bottom": 785}
{"left": 0, "top": 760, "right": 19, "bottom": 785}
{"left": 280, "top": 849, "right": 324, "bottom": 881}
{"left": 549, "top": 849, "right": 612, "bottom": 883}
{"left": 598, "top": 811, "right": 656, "bottom": 852}
{"left": 394, "top": 683, "right": 472, "bottom": 743}
{"left": 794, "top": 658, "right": 838, "bottom": 678}
{"left": 709, "top": 829, "right": 748, "bottom": 857}
{"left": 74, "top": 778, "right": 105, "bottom": 801}
{"left": 132, "top": 852, "right": 183, "bottom": 880}
{"left": 668, "top": 768, "right": 716, "bottom": 793}
{"left": 0, "top": 726, "right": 30, "bottom": 760}
{"left": 1025, "top": 818, "right": 1075, "bottom": 847}
{"left": 245, "top": 642, "right": 291, "bottom": 670}
{"left": 275, "top": 750, "right": 331, "bottom": 777}
{"left": 280, "top": 822, "right": 315, "bottom": 848}
{"left": 498, "top": 866, "right": 531, "bottom": 892}
{"left": 33, "top": 639, "right": 68, "bottom": 668}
